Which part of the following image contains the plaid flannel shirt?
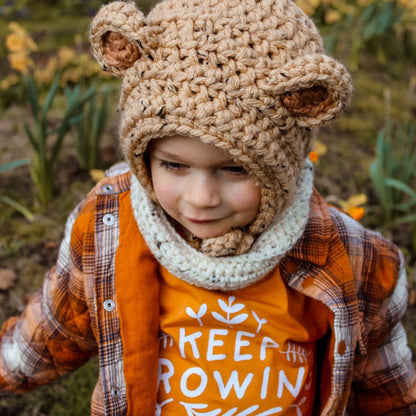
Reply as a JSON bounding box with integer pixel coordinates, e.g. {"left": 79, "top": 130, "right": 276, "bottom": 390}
{"left": 1, "top": 165, "right": 415, "bottom": 415}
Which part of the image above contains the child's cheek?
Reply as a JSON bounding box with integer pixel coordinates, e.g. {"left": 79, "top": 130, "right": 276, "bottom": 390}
{"left": 229, "top": 182, "right": 261, "bottom": 213}
{"left": 154, "top": 176, "right": 181, "bottom": 213}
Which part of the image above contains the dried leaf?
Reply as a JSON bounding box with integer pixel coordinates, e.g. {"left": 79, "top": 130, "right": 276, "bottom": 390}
{"left": 44, "top": 241, "right": 57, "bottom": 249}
{"left": 0, "top": 268, "right": 17, "bottom": 290}
{"left": 408, "top": 286, "right": 416, "bottom": 306}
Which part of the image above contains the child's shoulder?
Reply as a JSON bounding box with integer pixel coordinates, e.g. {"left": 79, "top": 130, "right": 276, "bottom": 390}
{"left": 81, "top": 163, "right": 132, "bottom": 211}
{"left": 326, "top": 202, "right": 403, "bottom": 295}
{"left": 71, "top": 163, "right": 133, "bottom": 236}
{"left": 328, "top": 204, "right": 399, "bottom": 259}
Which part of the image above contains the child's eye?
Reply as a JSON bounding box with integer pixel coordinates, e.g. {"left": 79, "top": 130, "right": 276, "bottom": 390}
{"left": 221, "top": 166, "right": 248, "bottom": 176}
{"left": 160, "top": 160, "right": 186, "bottom": 171}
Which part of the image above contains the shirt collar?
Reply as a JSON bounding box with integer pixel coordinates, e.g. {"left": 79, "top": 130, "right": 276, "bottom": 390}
{"left": 288, "top": 188, "right": 333, "bottom": 267}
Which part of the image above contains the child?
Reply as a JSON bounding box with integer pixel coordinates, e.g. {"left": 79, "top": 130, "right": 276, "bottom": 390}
{"left": 1, "top": 0, "right": 416, "bottom": 415}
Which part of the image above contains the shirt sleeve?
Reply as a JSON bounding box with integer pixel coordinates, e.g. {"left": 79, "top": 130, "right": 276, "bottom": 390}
{"left": 349, "top": 247, "right": 416, "bottom": 415}
{"left": 0, "top": 200, "right": 98, "bottom": 393}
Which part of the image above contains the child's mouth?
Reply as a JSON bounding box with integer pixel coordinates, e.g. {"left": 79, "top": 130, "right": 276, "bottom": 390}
{"left": 186, "top": 218, "right": 217, "bottom": 224}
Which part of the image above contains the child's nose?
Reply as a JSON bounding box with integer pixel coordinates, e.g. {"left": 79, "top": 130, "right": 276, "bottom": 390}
{"left": 183, "top": 172, "right": 221, "bottom": 208}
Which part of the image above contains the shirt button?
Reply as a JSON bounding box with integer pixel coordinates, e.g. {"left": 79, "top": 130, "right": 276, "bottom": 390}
{"left": 337, "top": 340, "right": 346, "bottom": 355}
{"left": 287, "top": 260, "right": 298, "bottom": 274}
{"left": 103, "top": 214, "right": 115, "bottom": 226}
{"left": 111, "top": 386, "right": 121, "bottom": 397}
{"left": 102, "top": 183, "right": 114, "bottom": 194}
{"left": 103, "top": 299, "right": 116, "bottom": 312}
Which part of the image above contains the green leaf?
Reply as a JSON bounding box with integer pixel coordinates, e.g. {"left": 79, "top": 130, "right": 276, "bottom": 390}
{"left": 393, "top": 213, "right": 416, "bottom": 225}
{"left": 22, "top": 120, "right": 38, "bottom": 152}
{"left": 384, "top": 177, "right": 416, "bottom": 202}
{"left": 1, "top": 196, "right": 35, "bottom": 222}
{"left": 0, "top": 159, "right": 30, "bottom": 173}
{"left": 41, "top": 74, "right": 60, "bottom": 122}
{"left": 24, "top": 73, "right": 39, "bottom": 119}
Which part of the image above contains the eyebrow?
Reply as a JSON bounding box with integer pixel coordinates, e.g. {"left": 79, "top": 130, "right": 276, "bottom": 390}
{"left": 152, "top": 147, "right": 236, "bottom": 165}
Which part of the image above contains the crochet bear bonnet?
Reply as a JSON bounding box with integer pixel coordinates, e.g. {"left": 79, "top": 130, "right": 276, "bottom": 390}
{"left": 90, "top": 0, "right": 352, "bottom": 257}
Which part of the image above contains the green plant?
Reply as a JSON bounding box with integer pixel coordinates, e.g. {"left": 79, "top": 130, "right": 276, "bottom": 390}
{"left": 22, "top": 72, "right": 94, "bottom": 207}
{"left": 369, "top": 105, "right": 416, "bottom": 228}
{"left": 313, "top": 0, "right": 405, "bottom": 70}
{"left": 72, "top": 85, "right": 111, "bottom": 169}
{"left": 0, "top": 159, "right": 34, "bottom": 221}
{"left": 350, "top": 0, "right": 404, "bottom": 69}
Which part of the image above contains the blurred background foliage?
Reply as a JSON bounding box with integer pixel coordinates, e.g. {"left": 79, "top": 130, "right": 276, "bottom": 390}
{"left": 0, "top": 0, "right": 415, "bottom": 414}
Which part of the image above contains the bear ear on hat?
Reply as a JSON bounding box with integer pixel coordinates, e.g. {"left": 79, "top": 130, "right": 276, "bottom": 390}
{"left": 267, "top": 54, "right": 353, "bottom": 128}
{"left": 90, "top": 1, "right": 156, "bottom": 77}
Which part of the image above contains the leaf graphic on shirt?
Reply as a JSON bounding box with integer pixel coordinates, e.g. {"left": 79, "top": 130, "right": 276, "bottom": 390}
{"left": 156, "top": 398, "right": 173, "bottom": 416}
{"left": 251, "top": 310, "right": 267, "bottom": 334}
{"left": 280, "top": 342, "right": 311, "bottom": 363}
{"left": 229, "top": 314, "right": 249, "bottom": 325}
{"left": 186, "top": 304, "right": 207, "bottom": 326}
{"left": 256, "top": 408, "right": 283, "bottom": 415}
{"left": 180, "top": 402, "right": 222, "bottom": 416}
{"left": 212, "top": 296, "right": 248, "bottom": 328}
{"left": 180, "top": 402, "right": 284, "bottom": 416}
{"left": 212, "top": 311, "right": 230, "bottom": 325}
{"left": 290, "top": 397, "right": 307, "bottom": 416}
{"left": 218, "top": 297, "right": 245, "bottom": 313}
{"left": 223, "top": 405, "right": 259, "bottom": 416}
{"left": 180, "top": 403, "right": 281, "bottom": 416}
{"left": 159, "top": 331, "right": 173, "bottom": 349}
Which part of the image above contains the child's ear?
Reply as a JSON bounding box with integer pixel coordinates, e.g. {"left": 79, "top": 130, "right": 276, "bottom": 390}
{"left": 266, "top": 55, "right": 353, "bottom": 128}
{"left": 90, "top": 1, "right": 156, "bottom": 78}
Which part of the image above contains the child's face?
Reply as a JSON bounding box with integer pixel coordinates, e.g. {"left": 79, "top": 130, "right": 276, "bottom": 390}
{"left": 149, "top": 135, "right": 261, "bottom": 239}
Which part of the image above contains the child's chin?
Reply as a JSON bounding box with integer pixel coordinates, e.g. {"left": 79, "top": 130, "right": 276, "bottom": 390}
{"left": 190, "top": 228, "right": 230, "bottom": 240}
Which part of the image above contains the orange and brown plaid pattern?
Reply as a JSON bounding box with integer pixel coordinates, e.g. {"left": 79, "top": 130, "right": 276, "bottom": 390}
{"left": 1, "top": 166, "right": 415, "bottom": 415}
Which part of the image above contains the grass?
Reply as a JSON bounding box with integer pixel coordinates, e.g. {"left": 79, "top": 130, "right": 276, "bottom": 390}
{"left": 0, "top": 358, "right": 99, "bottom": 416}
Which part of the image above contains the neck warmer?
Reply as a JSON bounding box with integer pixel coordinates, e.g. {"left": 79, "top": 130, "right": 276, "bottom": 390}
{"left": 130, "top": 161, "right": 313, "bottom": 291}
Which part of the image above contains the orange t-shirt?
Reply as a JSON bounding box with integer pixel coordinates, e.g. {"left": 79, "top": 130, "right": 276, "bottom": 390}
{"left": 157, "top": 266, "right": 330, "bottom": 415}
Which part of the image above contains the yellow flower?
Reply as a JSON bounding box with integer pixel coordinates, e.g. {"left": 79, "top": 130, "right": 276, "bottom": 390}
{"left": 8, "top": 22, "right": 27, "bottom": 37}
{"left": 26, "top": 37, "right": 38, "bottom": 52}
{"left": 35, "top": 57, "right": 58, "bottom": 84}
{"left": 309, "top": 139, "right": 328, "bottom": 164}
{"left": 58, "top": 46, "right": 77, "bottom": 67}
{"left": 8, "top": 52, "right": 33, "bottom": 74}
{"left": 325, "top": 9, "right": 342, "bottom": 24}
{"left": 6, "top": 22, "right": 37, "bottom": 53}
{"left": 6, "top": 33, "right": 27, "bottom": 53}
{"left": 0, "top": 74, "right": 19, "bottom": 90}
{"left": 401, "top": 0, "right": 416, "bottom": 15}
{"left": 6, "top": 21, "right": 37, "bottom": 74}
{"left": 295, "top": 0, "right": 318, "bottom": 15}
{"left": 339, "top": 193, "right": 367, "bottom": 221}
{"left": 90, "top": 169, "right": 105, "bottom": 182}
{"left": 61, "top": 67, "right": 83, "bottom": 85}
{"left": 81, "top": 58, "right": 102, "bottom": 77}
{"left": 313, "top": 139, "right": 328, "bottom": 156}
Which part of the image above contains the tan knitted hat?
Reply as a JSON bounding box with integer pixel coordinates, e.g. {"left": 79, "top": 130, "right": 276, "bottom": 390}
{"left": 90, "top": 0, "right": 352, "bottom": 257}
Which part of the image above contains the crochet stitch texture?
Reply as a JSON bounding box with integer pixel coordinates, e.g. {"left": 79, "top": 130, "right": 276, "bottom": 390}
{"left": 90, "top": 0, "right": 352, "bottom": 256}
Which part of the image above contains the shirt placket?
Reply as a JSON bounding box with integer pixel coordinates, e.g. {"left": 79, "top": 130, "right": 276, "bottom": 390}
{"left": 95, "top": 182, "right": 128, "bottom": 416}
